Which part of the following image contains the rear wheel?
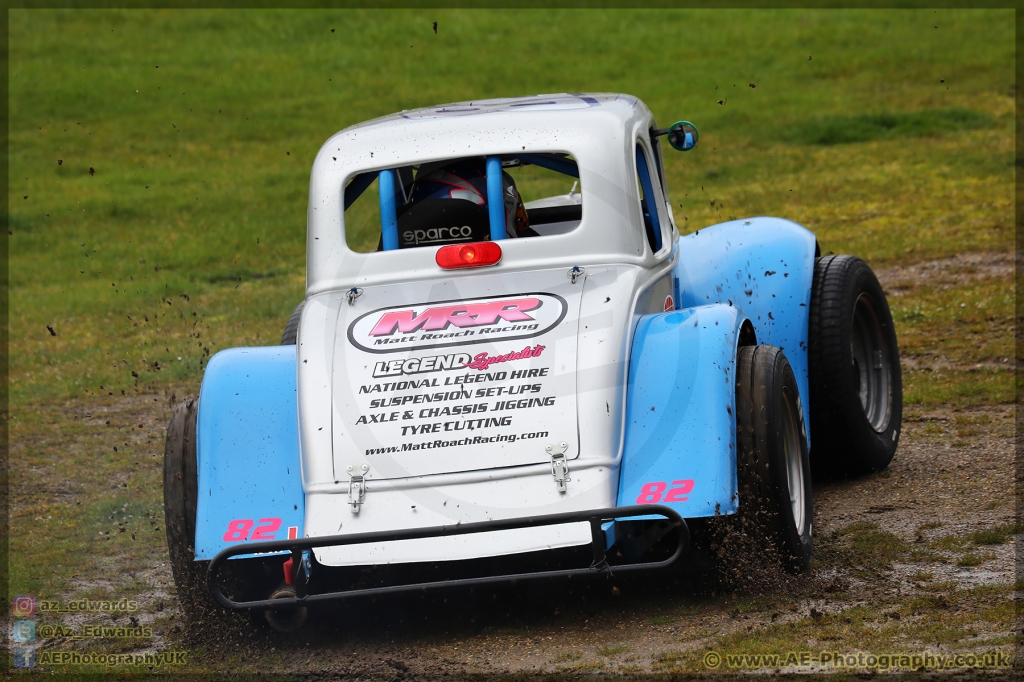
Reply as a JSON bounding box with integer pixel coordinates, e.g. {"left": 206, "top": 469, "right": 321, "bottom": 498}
{"left": 735, "top": 345, "right": 813, "bottom": 573}
{"left": 264, "top": 585, "right": 309, "bottom": 633}
{"left": 809, "top": 255, "right": 902, "bottom": 476}
{"left": 281, "top": 301, "right": 305, "bottom": 345}
{"left": 165, "top": 400, "right": 269, "bottom": 629}
{"left": 163, "top": 399, "right": 216, "bottom": 624}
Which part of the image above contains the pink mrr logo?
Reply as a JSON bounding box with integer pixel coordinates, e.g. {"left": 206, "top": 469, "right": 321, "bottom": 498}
{"left": 347, "top": 293, "right": 567, "bottom": 354}
{"left": 369, "top": 297, "right": 542, "bottom": 336}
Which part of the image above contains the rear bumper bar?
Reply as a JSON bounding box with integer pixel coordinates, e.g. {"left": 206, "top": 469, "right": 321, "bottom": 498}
{"left": 207, "top": 504, "right": 687, "bottom": 612}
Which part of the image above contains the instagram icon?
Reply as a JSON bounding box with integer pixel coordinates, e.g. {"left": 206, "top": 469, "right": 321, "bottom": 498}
{"left": 12, "top": 595, "right": 35, "bottom": 617}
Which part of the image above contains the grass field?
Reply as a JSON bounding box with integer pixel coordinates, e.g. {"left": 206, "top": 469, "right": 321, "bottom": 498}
{"left": 7, "top": 8, "right": 1015, "bottom": 673}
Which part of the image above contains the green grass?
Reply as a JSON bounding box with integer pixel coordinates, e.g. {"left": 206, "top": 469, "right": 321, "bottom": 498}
{"left": 969, "top": 522, "right": 1020, "bottom": 545}
{"left": 8, "top": 399, "right": 169, "bottom": 597}
{"left": 784, "top": 108, "right": 994, "bottom": 145}
{"left": 957, "top": 552, "right": 996, "bottom": 567}
{"left": 8, "top": 9, "right": 1014, "bottom": 408}
{"left": 933, "top": 534, "right": 970, "bottom": 551}
{"left": 894, "top": 275, "right": 1014, "bottom": 406}
{"left": 6, "top": 6, "right": 1015, "bottom": 641}
{"left": 654, "top": 584, "right": 1015, "bottom": 673}
{"left": 823, "top": 521, "right": 913, "bottom": 571}
{"left": 597, "top": 645, "right": 630, "bottom": 657}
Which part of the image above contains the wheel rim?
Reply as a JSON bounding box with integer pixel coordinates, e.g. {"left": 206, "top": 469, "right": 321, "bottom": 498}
{"left": 780, "top": 386, "right": 806, "bottom": 536}
{"left": 850, "top": 293, "right": 892, "bottom": 431}
{"left": 265, "top": 587, "right": 308, "bottom": 632}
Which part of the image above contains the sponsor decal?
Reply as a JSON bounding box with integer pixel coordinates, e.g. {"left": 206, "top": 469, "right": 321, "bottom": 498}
{"left": 402, "top": 225, "right": 474, "bottom": 246}
{"left": 369, "top": 298, "right": 539, "bottom": 336}
{"left": 359, "top": 367, "right": 548, "bottom": 393}
{"left": 372, "top": 352, "right": 472, "bottom": 378}
{"left": 222, "top": 518, "right": 283, "bottom": 542}
{"left": 337, "top": 283, "right": 578, "bottom": 476}
{"left": 636, "top": 480, "right": 695, "bottom": 504}
{"left": 348, "top": 293, "right": 567, "bottom": 353}
{"left": 464, "top": 344, "right": 545, "bottom": 370}
{"left": 347, "top": 339, "right": 566, "bottom": 454}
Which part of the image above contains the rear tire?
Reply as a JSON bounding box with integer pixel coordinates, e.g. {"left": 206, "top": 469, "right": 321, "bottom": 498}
{"left": 164, "top": 399, "right": 217, "bottom": 625}
{"left": 281, "top": 301, "right": 305, "bottom": 345}
{"left": 809, "top": 255, "right": 902, "bottom": 476}
{"left": 735, "top": 345, "right": 813, "bottom": 573}
{"left": 264, "top": 585, "right": 309, "bottom": 633}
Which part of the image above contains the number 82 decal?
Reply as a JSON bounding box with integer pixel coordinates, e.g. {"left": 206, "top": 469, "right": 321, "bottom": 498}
{"left": 636, "top": 480, "right": 695, "bottom": 504}
{"left": 222, "top": 518, "right": 299, "bottom": 542}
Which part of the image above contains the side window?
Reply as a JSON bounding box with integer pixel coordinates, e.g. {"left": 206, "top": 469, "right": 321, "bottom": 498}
{"left": 650, "top": 134, "right": 672, "bottom": 206}
{"left": 635, "top": 144, "right": 663, "bottom": 253}
{"left": 343, "top": 172, "right": 383, "bottom": 253}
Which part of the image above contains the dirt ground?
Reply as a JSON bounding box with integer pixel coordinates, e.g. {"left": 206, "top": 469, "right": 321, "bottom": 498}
{"left": 12, "top": 252, "right": 1017, "bottom": 678}
{"left": 171, "top": 402, "right": 1015, "bottom": 679}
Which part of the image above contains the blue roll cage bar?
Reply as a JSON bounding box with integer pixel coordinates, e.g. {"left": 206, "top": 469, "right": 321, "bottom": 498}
{"left": 342, "top": 153, "right": 580, "bottom": 251}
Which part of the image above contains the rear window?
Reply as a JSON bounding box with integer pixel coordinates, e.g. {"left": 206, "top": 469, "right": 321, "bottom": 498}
{"left": 344, "top": 153, "right": 582, "bottom": 253}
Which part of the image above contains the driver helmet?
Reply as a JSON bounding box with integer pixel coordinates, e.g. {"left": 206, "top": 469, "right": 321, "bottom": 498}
{"left": 407, "top": 159, "right": 530, "bottom": 238}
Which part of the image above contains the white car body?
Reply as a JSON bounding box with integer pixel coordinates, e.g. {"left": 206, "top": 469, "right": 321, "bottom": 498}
{"left": 297, "top": 94, "right": 678, "bottom": 566}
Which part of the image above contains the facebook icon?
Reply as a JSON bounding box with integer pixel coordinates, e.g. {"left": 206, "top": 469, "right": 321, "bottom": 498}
{"left": 12, "top": 646, "right": 35, "bottom": 668}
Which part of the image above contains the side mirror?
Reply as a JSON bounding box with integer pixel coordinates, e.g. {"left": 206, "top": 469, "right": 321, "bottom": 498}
{"left": 666, "top": 121, "right": 698, "bottom": 152}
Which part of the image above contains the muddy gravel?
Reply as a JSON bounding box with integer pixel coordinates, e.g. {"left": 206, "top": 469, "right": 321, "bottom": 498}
{"left": 165, "top": 402, "right": 1013, "bottom": 679}
{"left": 873, "top": 251, "right": 1016, "bottom": 295}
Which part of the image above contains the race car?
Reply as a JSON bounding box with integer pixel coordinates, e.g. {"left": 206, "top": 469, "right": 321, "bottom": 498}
{"left": 164, "top": 93, "right": 902, "bottom": 631}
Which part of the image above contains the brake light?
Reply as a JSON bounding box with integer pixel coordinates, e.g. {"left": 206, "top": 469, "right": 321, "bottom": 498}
{"left": 435, "top": 242, "right": 502, "bottom": 269}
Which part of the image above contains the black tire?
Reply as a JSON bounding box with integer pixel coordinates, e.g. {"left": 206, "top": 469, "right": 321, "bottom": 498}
{"left": 808, "top": 255, "right": 902, "bottom": 476}
{"left": 165, "top": 400, "right": 272, "bottom": 632}
{"left": 736, "top": 345, "right": 813, "bottom": 573}
{"left": 281, "top": 301, "right": 305, "bottom": 345}
{"left": 263, "top": 585, "right": 309, "bottom": 633}
{"left": 163, "top": 399, "right": 216, "bottom": 624}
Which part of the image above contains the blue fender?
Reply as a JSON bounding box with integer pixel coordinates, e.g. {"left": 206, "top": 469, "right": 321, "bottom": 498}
{"left": 673, "top": 217, "right": 816, "bottom": 445}
{"left": 194, "top": 347, "right": 304, "bottom": 560}
{"left": 617, "top": 304, "right": 742, "bottom": 517}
